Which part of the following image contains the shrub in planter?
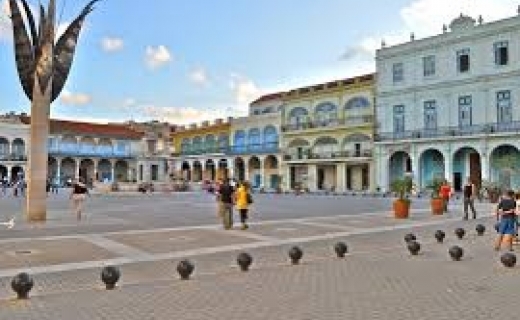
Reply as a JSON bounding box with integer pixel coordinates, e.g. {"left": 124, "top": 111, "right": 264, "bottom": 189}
{"left": 391, "top": 177, "right": 413, "bottom": 219}
{"left": 428, "top": 178, "right": 445, "bottom": 215}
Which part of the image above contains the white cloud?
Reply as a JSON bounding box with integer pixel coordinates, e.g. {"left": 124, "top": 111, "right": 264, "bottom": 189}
{"left": 188, "top": 67, "right": 209, "bottom": 86}
{"left": 145, "top": 45, "right": 172, "bottom": 70}
{"left": 123, "top": 98, "right": 136, "bottom": 108}
{"left": 60, "top": 91, "right": 92, "bottom": 106}
{"left": 101, "top": 36, "right": 124, "bottom": 52}
{"left": 138, "top": 104, "right": 233, "bottom": 125}
{"left": 229, "top": 73, "right": 264, "bottom": 105}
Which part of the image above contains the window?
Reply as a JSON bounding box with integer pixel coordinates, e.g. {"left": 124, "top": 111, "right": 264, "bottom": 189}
{"left": 494, "top": 41, "right": 509, "bottom": 66}
{"left": 392, "top": 63, "right": 404, "bottom": 83}
{"left": 423, "top": 55, "right": 436, "bottom": 77}
{"left": 497, "top": 90, "right": 512, "bottom": 124}
{"left": 457, "top": 49, "right": 470, "bottom": 73}
{"left": 393, "top": 105, "right": 405, "bottom": 133}
{"left": 423, "top": 100, "right": 437, "bottom": 130}
{"left": 458, "top": 96, "right": 472, "bottom": 128}
{"left": 354, "top": 143, "right": 361, "bottom": 157}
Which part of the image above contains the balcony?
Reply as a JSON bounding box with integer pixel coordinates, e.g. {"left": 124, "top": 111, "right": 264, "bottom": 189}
{"left": 48, "top": 148, "right": 133, "bottom": 158}
{"left": 282, "top": 115, "right": 374, "bottom": 133}
{"left": 179, "top": 143, "right": 280, "bottom": 156}
{"left": 0, "top": 153, "right": 27, "bottom": 161}
{"left": 376, "top": 121, "right": 520, "bottom": 142}
{"left": 284, "top": 150, "right": 372, "bottom": 161}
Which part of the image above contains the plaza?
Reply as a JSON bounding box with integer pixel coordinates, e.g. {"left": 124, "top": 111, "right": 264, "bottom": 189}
{"left": 0, "top": 191, "right": 514, "bottom": 319}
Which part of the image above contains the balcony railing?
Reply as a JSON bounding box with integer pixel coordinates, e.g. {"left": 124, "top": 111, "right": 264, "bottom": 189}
{"left": 0, "top": 153, "right": 27, "bottom": 161}
{"left": 48, "top": 148, "right": 133, "bottom": 158}
{"left": 180, "top": 143, "right": 280, "bottom": 156}
{"left": 284, "top": 150, "right": 372, "bottom": 161}
{"left": 282, "top": 115, "right": 374, "bottom": 133}
{"left": 376, "top": 121, "right": 520, "bottom": 142}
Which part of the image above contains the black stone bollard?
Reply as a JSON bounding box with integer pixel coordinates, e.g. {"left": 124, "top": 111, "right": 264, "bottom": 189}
{"left": 334, "top": 242, "right": 348, "bottom": 258}
{"left": 288, "top": 246, "right": 303, "bottom": 265}
{"left": 11, "top": 272, "right": 34, "bottom": 299}
{"left": 407, "top": 241, "right": 421, "bottom": 256}
{"left": 501, "top": 253, "right": 517, "bottom": 268}
{"left": 449, "top": 246, "right": 464, "bottom": 261}
{"left": 455, "top": 228, "right": 465, "bottom": 240}
{"left": 475, "top": 224, "right": 486, "bottom": 236}
{"left": 404, "top": 233, "right": 417, "bottom": 243}
{"left": 434, "top": 230, "right": 446, "bottom": 243}
{"left": 177, "top": 260, "right": 195, "bottom": 280}
{"left": 236, "top": 252, "right": 253, "bottom": 272}
{"left": 101, "top": 266, "right": 121, "bottom": 290}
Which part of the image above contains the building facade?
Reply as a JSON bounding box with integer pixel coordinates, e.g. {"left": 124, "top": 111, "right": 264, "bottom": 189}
{"left": 375, "top": 12, "right": 520, "bottom": 192}
{"left": 281, "top": 74, "right": 376, "bottom": 192}
{"left": 0, "top": 113, "right": 29, "bottom": 182}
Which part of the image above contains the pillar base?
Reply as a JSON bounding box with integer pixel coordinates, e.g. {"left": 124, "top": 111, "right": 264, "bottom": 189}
{"left": 25, "top": 208, "right": 46, "bottom": 222}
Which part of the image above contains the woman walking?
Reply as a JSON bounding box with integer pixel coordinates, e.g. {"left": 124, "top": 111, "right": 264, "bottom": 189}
{"left": 70, "top": 179, "right": 89, "bottom": 220}
{"left": 235, "top": 181, "right": 252, "bottom": 230}
{"left": 494, "top": 190, "right": 517, "bottom": 251}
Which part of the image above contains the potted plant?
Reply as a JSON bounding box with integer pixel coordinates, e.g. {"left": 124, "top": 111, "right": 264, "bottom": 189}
{"left": 390, "top": 176, "right": 413, "bottom": 219}
{"left": 428, "top": 178, "right": 445, "bottom": 215}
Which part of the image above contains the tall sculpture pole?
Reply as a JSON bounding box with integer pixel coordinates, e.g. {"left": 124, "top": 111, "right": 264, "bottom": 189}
{"left": 9, "top": 0, "right": 99, "bottom": 221}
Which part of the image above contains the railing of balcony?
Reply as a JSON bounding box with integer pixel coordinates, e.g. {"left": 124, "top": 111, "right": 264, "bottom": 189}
{"left": 282, "top": 115, "right": 374, "bottom": 132}
{"left": 0, "top": 153, "right": 27, "bottom": 161}
{"left": 376, "top": 121, "right": 520, "bottom": 141}
{"left": 48, "top": 148, "right": 133, "bottom": 158}
{"left": 283, "top": 149, "right": 372, "bottom": 161}
{"left": 180, "top": 143, "right": 280, "bottom": 156}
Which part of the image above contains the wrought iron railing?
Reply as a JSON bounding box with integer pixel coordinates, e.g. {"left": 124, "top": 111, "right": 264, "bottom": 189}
{"left": 282, "top": 115, "right": 374, "bottom": 132}
{"left": 283, "top": 150, "right": 372, "bottom": 161}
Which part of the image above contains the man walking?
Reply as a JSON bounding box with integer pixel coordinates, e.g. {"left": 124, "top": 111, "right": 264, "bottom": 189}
{"left": 218, "top": 179, "right": 235, "bottom": 229}
{"left": 440, "top": 180, "right": 452, "bottom": 213}
{"left": 463, "top": 178, "right": 477, "bottom": 220}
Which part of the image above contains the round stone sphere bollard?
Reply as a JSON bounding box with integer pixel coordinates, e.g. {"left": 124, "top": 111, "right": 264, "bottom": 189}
{"left": 404, "top": 233, "right": 417, "bottom": 243}
{"left": 434, "top": 230, "right": 446, "bottom": 243}
{"left": 11, "top": 272, "right": 34, "bottom": 299}
{"left": 407, "top": 241, "right": 421, "bottom": 256}
{"left": 101, "top": 266, "right": 121, "bottom": 290}
{"left": 449, "top": 246, "right": 464, "bottom": 261}
{"left": 475, "top": 224, "right": 486, "bottom": 236}
{"left": 236, "top": 252, "right": 253, "bottom": 272}
{"left": 501, "top": 253, "right": 517, "bottom": 268}
{"left": 334, "top": 242, "right": 348, "bottom": 258}
{"left": 177, "top": 259, "right": 195, "bottom": 280}
{"left": 288, "top": 246, "right": 303, "bottom": 265}
{"left": 455, "top": 228, "right": 466, "bottom": 240}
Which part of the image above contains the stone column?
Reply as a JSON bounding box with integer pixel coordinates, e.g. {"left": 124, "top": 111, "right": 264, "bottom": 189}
{"left": 6, "top": 165, "right": 12, "bottom": 182}
{"left": 336, "top": 163, "right": 347, "bottom": 192}
{"left": 481, "top": 151, "right": 489, "bottom": 182}
{"left": 369, "top": 162, "right": 376, "bottom": 192}
{"left": 411, "top": 155, "right": 420, "bottom": 189}
{"left": 444, "top": 151, "right": 452, "bottom": 183}
{"left": 26, "top": 78, "right": 52, "bottom": 221}
{"left": 56, "top": 159, "right": 61, "bottom": 184}
{"left": 74, "top": 158, "right": 80, "bottom": 180}
{"left": 110, "top": 160, "right": 116, "bottom": 182}
{"left": 260, "top": 157, "right": 266, "bottom": 188}
{"left": 284, "top": 165, "right": 291, "bottom": 191}
{"left": 307, "top": 164, "right": 317, "bottom": 192}
{"left": 244, "top": 162, "right": 249, "bottom": 182}
{"left": 93, "top": 159, "right": 99, "bottom": 182}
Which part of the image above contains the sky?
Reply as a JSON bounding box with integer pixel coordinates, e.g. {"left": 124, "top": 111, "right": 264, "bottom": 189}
{"left": 0, "top": 0, "right": 518, "bottom": 125}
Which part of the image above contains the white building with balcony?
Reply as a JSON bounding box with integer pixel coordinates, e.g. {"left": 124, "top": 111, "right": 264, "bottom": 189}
{"left": 0, "top": 113, "right": 29, "bottom": 182}
{"left": 375, "top": 11, "right": 520, "bottom": 192}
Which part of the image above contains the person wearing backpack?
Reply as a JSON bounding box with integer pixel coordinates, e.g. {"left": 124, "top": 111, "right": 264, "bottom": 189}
{"left": 235, "top": 181, "right": 253, "bottom": 230}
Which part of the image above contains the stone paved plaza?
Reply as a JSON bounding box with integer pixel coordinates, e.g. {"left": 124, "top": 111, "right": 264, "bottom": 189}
{"left": 0, "top": 191, "right": 515, "bottom": 319}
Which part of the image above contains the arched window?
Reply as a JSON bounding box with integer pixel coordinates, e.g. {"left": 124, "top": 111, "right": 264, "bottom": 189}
{"left": 234, "top": 130, "right": 246, "bottom": 153}
{"left": 181, "top": 138, "right": 191, "bottom": 154}
{"left": 248, "top": 128, "right": 262, "bottom": 151}
{"left": 315, "top": 102, "right": 338, "bottom": 125}
{"left": 263, "top": 126, "right": 278, "bottom": 150}
{"left": 192, "top": 137, "right": 203, "bottom": 154}
{"left": 11, "top": 138, "right": 25, "bottom": 157}
{"left": 218, "top": 134, "right": 229, "bottom": 152}
{"left": 205, "top": 134, "right": 216, "bottom": 153}
{"left": 345, "top": 97, "right": 371, "bottom": 117}
{"left": 0, "top": 137, "right": 9, "bottom": 157}
{"left": 313, "top": 137, "right": 339, "bottom": 157}
{"left": 288, "top": 107, "right": 309, "bottom": 129}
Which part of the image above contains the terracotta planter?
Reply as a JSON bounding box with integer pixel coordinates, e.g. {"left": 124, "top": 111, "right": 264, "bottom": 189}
{"left": 430, "top": 198, "right": 444, "bottom": 215}
{"left": 393, "top": 199, "right": 410, "bottom": 219}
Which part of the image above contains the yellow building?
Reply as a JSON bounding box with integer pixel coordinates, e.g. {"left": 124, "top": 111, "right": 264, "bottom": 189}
{"left": 171, "top": 119, "right": 232, "bottom": 182}
{"left": 281, "top": 74, "right": 376, "bottom": 192}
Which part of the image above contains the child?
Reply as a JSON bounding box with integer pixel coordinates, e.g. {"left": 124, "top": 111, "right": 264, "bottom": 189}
{"left": 494, "top": 190, "right": 517, "bottom": 251}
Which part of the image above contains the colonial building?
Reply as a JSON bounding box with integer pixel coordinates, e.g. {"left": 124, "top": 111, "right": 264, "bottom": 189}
{"left": 172, "top": 119, "right": 232, "bottom": 183}
{"left": 281, "top": 74, "right": 376, "bottom": 192}
{"left": 230, "top": 95, "right": 282, "bottom": 189}
{"left": 0, "top": 113, "right": 29, "bottom": 182}
{"left": 375, "top": 11, "right": 520, "bottom": 192}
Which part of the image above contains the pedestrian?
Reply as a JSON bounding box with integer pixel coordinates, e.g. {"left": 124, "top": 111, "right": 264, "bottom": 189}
{"left": 218, "top": 179, "right": 235, "bottom": 229}
{"left": 439, "top": 180, "right": 452, "bottom": 213}
{"left": 462, "top": 178, "right": 477, "bottom": 220}
{"left": 494, "top": 189, "right": 517, "bottom": 252}
{"left": 235, "top": 181, "right": 253, "bottom": 230}
{"left": 70, "top": 178, "right": 89, "bottom": 220}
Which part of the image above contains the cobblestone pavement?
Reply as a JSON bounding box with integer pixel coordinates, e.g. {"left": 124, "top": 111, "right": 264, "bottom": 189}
{"left": 0, "top": 192, "right": 504, "bottom": 319}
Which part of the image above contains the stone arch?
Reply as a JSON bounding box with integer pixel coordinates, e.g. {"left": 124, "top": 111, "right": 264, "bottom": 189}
{"left": 389, "top": 151, "right": 412, "bottom": 184}
{"left": 490, "top": 144, "right": 520, "bottom": 190}
{"left": 452, "top": 146, "right": 481, "bottom": 191}
{"left": 248, "top": 156, "right": 262, "bottom": 188}
{"left": 192, "top": 161, "right": 203, "bottom": 182}
{"left": 115, "top": 160, "right": 129, "bottom": 182}
{"left": 419, "top": 149, "right": 445, "bottom": 189}
{"left": 264, "top": 155, "right": 280, "bottom": 189}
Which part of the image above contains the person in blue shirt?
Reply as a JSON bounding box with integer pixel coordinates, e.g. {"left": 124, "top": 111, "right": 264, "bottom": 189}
{"left": 494, "top": 190, "right": 517, "bottom": 251}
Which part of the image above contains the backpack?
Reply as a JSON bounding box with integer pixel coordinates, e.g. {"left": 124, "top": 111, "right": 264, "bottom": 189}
{"left": 246, "top": 192, "right": 253, "bottom": 204}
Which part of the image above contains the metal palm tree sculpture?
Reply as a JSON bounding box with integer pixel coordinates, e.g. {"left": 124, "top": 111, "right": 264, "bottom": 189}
{"left": 9, "top": 0, "right": 99, "bottom": 221}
